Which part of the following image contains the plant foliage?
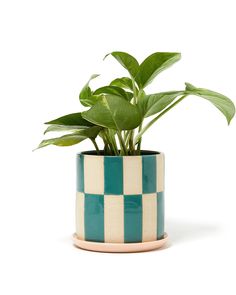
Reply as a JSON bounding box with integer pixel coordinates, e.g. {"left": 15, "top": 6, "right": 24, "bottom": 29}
{"left": 36, "top": 52, "right": 235, "bottom": 155}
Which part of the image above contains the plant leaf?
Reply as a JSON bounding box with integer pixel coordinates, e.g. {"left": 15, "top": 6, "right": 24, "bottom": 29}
{"left": 45, "top": 112, "right": 94, "bottom": 127}
{"left": 94, "top": 86, "right": 132, "bottom": 101}
{"left": 36, "top": 126, "right": 102, "bottom": 150}
{"left": 36, "top": 134, "right": 87, "bottom": 149}
{"left": 135, "top": 52, "right": 181, "bottom": 88}
{"left": 104, "top": 51, "right": 139, "bottom": 78}
{"left": 82, "top": 94, "right": 141, "bottom": 130}
{"left": 110, "top": 77, "right": 134, "bottom": 91}
{"left": 79, "top": 74, "right": 100, "bottom": 107}
{"left": 138, "top": 90, "right": 185, "bottom": 117}
{"left": 185, "top": 83, "right": 235, "bottom": 124}
{"left": 44, "top": 124, "right": 89, "bottom": 134}
{"left": 79, "top": 94, "right": 102, "bottom": 107}
{"left": 78, "top": 126, "right": 103, "bottom": 139}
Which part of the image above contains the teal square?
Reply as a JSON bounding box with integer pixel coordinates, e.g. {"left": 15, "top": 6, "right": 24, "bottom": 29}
{"left": 157, "top": 192, "right": 164, "bottom": 239}
{"left": 84, "top": 194, "right": 104, "bottom": 242}
{"left": 76, "top": 154, "right": 84, "bottom": 192}
{"left": 104, "top": 157, "right": 123, "bottom": 195}
{"left": 124, "top": 195, "right": 142, "bottom": 243}
{"left": 142, "top": 155, "right": 156, "bottom": 193}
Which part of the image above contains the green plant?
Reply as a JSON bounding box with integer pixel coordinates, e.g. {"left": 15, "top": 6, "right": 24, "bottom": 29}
{"left": 37, "top": 51, "right": 235, "bottom": 155}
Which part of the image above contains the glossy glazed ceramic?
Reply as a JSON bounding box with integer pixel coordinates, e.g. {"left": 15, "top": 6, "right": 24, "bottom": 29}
{"left": 75, "top": 151, "right": 165, "bottom": 250}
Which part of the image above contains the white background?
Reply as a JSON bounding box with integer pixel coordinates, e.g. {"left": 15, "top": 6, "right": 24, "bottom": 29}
{"left": 0, "top": 0, "right": 235, "bottom": 294}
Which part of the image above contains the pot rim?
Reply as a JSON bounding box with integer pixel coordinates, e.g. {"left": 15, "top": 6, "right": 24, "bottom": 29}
{"left": 77, "top": 150, "right": 163, "bottom": 157}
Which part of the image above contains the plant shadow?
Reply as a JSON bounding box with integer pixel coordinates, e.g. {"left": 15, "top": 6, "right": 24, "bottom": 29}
{"left": 166, "top": 218, "right": 221, "bottom": 245}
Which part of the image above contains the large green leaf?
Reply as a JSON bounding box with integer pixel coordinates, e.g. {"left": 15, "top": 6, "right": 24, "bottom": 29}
{"left": 79, "top": 126, "right": 103, "bottom": 138}
{"left": 82, "top": 94, "right": 141, "bottom": 130}
{"left": 45, "top": 112, "right": 94, "bottom": 127}
{"left": 37, "top": 134, "right": 87, "bottom": 149}
{"left": 94, "top": 86, "right": 132, "bottom": 101}
{"left": 79, "top": 94, "right": 102, "bottom": 107}
{"left": 138, "top": 90, "right": 184, "bottom": 117}
{"left": 104, "top": 51, "right": 139, "bottom": 78}
{"left": 79, "top": 74, "right": 100, "bottom": 107}
{"left": 135, "top": 52, "right": 181, "bottom": 88}
{"left": 44, "top": 124, "right": 89, "bottom": 134}
{"left": 36, "top": 126, "right": 102, "bottom": 149}
{"left": 185, "top": 83, "right": 235, "bottom": 124}
{"left": 110, "top": 77, "right": 134, "bottom": 91}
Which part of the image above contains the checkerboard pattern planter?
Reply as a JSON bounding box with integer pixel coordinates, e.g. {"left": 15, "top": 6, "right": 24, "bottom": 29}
{"left": 73, "top": 151, "right": 168, "bottom": 252}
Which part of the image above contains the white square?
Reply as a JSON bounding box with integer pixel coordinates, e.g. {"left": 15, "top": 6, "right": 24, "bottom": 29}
{"left": 104, "top": 195, "right": 124, "bottom": 243}
{"left": 142, "top": 193, "right": 157, "bottom": 242}
{"left": 123, "top": 156, "right": 142, "bottom": 195}
{"left": 75, "top": 192, "right": 85, "bottom": 239}
{"left": 84, "top": 155, "right": 104, "bottom": 194}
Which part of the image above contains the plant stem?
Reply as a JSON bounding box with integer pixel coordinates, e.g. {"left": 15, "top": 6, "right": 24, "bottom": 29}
{"left": 125, "top": 130, "right": 131, "bottom": 147}
{"left": 104, "top": 130, "right": 116, "bottom": 155}
{"left": 136, "top": 121, "right": 143, "bottom": 154}
{"left": 117, "top": 130, "right": 127, "bottom": 155}
{"left": 104, "top": 143, "right": 110, "bottom": 155}
{"left": 109, "top": 130, "right": 119, "bottom": 155}
{"left": 124, "top": 130, "right": 130, "bottom": 143}
{"left": 91, "top": 139, "right": 100, "bottom": 155}
{"left": 129, "top": 130, "right": 135, "bottom": 154}
{"left": 132, "top": 79, "right": 138, "bottom": 104}
{"left": 134, "top": 95, "right": 188, "bottom": 144}
{"left": 102, "top": 130, "right": 112, "bottom": 155}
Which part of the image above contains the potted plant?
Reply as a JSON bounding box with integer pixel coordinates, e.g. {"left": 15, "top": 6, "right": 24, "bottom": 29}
{"left": 36, "top": 51, "right": 235, "bottom": 252}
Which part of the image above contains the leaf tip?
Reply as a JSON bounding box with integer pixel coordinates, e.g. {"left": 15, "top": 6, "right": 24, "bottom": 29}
{"left": 90, "top": 74, "right": 100, "bottom": 79}
{"left": 185, "top": 82, "right": 196, "bottom": 91}
{"left": 103, "top": 53, "right": 111, "bottom": 61}
{"left": 32, "top": 145, "right": 40, "bottom": 152}
{"left": 227, "top": 113, "right": 235, "bottom": 125}
{"left": 171, "top": 52, "right": 181, "bottom": 61}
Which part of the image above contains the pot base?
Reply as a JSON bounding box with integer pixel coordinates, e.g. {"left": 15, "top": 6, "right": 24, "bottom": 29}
{"left": 73, "top": 233, "right": 168, "bottom": 253}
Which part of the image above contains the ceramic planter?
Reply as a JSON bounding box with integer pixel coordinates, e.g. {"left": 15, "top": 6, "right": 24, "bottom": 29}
{"left": 73, "top": 150, "right": 168, "bottom": 252}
